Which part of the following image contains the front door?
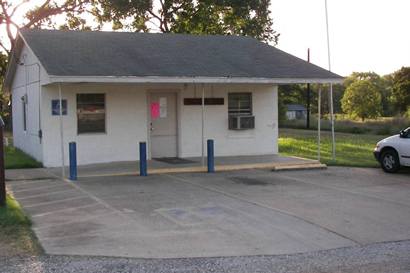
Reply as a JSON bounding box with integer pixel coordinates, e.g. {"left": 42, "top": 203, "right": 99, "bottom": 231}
{"left": 149, "top": 92, "right": 177, "bottom": 158}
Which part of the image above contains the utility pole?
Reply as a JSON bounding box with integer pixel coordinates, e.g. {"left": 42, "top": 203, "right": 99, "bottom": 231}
{"left": 0, "top": 116, "right": 6, "bottom": 207}
{"left": 306, "top": 48, "right": 311, "bottom": 129}
{"left": 324, "top": 0, "right": 336, "bottom": 161}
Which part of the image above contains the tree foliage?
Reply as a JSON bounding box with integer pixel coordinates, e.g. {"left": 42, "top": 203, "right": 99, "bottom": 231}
{"left": 278, "top": 84, "right": 305, "bottom": 121}
{"left": 0, "top": 0, "right": 88, "bottom": 57}
{"left": 59, "top": 13, "right": 92, "bottom": 30}
{"left": 344, "top": 72, "right": 383, "bottom": 87}
{"left": 341, "top": 80, "right": 382, "bottom": 121}
{"left": 278, "top": 84, "right": 305, "bottom": 106}
{"left": 0, "top": 52, "right": 9, "bottom": 121}
{"left": 343, "top": 71, "right": 393, "bottom": 116}
{"left": 91, "top": 0, "right": 279, "bottom": 43}
{"left": 391, "top": 67, "right": 410, "bottom": 114}
{"left": 0, "top": 0, "right": 87, "bottom": 124}
{"left": 0, "top": 51, "right": 7, "bottom": 77}
{"left": 279, "top": 69, "right": 410, "bottom": 121}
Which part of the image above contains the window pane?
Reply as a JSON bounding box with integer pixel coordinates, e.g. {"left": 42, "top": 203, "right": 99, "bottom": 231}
{"left": 77, "top": 94, "right": 106, "bottom": 134}
{"left": 228, "top": 93, "right": 252, "bottom": 115}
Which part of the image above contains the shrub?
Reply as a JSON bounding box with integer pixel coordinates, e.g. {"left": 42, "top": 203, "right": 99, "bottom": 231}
{"left": 405, "top": 107, "right": 410, "bottom": 119}
{"left": 375, "top": 126, "right": 392, "bottom": 135}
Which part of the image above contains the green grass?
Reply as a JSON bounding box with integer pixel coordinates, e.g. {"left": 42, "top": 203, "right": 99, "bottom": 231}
{"left": 5, "top": 146, "right": 42, "bottom": 169}
{"left": 279, "top": 128, "right": 387, "bottom": 167}
{"left": 0, "top": 195, "right": 42, "bottom": 256}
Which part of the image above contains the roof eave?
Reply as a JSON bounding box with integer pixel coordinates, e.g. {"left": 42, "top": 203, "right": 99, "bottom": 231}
{"left": 2, "top": 33, "right": 25, "bottom": 93}
{"left": 3, "top": 31, "right": 51, "bottom": 93}
{"left": 48, "top": 75, "right": 344, "bottom": 85}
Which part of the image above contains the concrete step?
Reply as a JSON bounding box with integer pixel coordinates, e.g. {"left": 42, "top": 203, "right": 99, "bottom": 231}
{"left": 273, "top": 163, "right": 327, "bottom": 171}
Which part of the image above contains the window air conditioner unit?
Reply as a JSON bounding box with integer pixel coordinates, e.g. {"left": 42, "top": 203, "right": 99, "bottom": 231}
{"left": 229, "top": 115, "right": 255, "bottom": 130}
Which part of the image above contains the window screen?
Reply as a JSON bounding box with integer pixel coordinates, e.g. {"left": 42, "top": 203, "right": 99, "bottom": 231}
{"left": 228, "top": 93, "right": 252, "bottom": 115}
{"left": 77, "top": 94, "right": 106, "bottom": 134}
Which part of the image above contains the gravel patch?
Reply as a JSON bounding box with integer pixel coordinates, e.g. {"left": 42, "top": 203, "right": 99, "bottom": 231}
{"left": 1, "top": 240, "right": 409, "bottom": 273}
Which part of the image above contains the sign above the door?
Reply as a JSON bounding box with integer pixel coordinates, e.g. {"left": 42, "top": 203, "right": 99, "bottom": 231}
{"left": 184, "top": 98, "right": 224, "bottom": 105}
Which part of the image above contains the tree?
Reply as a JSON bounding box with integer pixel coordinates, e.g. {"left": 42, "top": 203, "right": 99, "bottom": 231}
{"left": 391, "top": 67, "right": 410, "bottom": 114}
{"left": 0, "top": 0, "right": 88, "bottom": 125}
{"left": 278, "top": 84, "right": 305, "bottom": 106}
{"left": 341, "top": 80, "right": 382, "bottom": 121}
{"left": 381, "top": 73, "right": 395, "bottom": 116}
{"left": 90, "top": 0, "right": 279, "bottom": 43}
{"left": 344, "top": 72, "right": 382, "bottom": 87}
{"left": 59, "top": 14, "right": 92, "bottom": 30}
{"left": 344, "top": 71, "right": 391, "bottom": 116}
{"left": 0, "top": 0, "right": 88, "bottom": 58}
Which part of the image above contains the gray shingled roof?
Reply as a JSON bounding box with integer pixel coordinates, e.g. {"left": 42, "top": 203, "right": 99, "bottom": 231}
{"left": 20, "top": 29, "right": 342, "bottom": 80}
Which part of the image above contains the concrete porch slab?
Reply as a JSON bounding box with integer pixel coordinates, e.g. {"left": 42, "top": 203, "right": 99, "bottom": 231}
{"left": 46, "top": 155, "right": 325, "bottom": 179}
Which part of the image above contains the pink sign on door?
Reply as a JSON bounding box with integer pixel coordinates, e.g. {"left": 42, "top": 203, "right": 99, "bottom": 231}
{"left": 151, "top": 102, "right": 160, "bottom": 119}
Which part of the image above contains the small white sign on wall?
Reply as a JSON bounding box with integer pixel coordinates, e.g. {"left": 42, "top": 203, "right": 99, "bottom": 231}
{"left": 159, "top": 97, "right": 167, "bottom": 118}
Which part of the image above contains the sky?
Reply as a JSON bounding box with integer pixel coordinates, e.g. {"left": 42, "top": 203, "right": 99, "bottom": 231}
{"left": 270, "top": 0, "right": 410, "bottom": 76}
{"left": 3, "top": 0, "right": 410, "bottom": 77}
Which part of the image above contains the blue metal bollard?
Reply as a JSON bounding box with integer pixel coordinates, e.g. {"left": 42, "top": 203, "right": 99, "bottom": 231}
{"left": 69, "top": 142, "right": 77, "bottom": 181}
{"left": 139, "top": 142, "right": 147, "bottom": 176}
{"left": 207, "top": 139, "right": 215, "bottom": 173}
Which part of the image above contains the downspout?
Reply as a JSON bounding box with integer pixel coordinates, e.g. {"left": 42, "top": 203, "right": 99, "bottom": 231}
{"left": 37, "top": 64, "right": 42, "bottom": 143}
{"left": 317, "top": 85, "right": 321, "bottom": 161}
{"left": 201, "top": 84, "right": 205, "bottom": 166}
{"left": 58, "top": 83, "right": 65, "bottom": 178}
{"left": 24, "top": 56, "right": 28, "bottom": 133}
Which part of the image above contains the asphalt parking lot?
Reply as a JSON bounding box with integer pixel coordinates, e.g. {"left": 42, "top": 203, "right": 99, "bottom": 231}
{"left": 6, "top": 167, "right": 410, "bottom": 258}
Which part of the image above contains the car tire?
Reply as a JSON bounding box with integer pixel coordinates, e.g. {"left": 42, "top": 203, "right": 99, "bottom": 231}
{"left": 380, "top": 149, "right": 400, "bottom": 173}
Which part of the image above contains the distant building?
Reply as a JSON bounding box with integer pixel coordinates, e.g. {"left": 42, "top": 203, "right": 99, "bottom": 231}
{"left": 286, "top": 104, "right": 307, "bottom": 120}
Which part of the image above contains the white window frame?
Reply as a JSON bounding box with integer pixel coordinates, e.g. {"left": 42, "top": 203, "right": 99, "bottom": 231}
{"left": 228, "top": 92, "right": 253, "bottom": 116}
{"left": 76, "top": 93, "right": 106, "bottom": 134}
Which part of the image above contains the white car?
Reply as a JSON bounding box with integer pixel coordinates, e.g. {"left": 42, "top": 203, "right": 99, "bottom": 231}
{"left": 374, "top": 127, "right": 410, "bottom": 173}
